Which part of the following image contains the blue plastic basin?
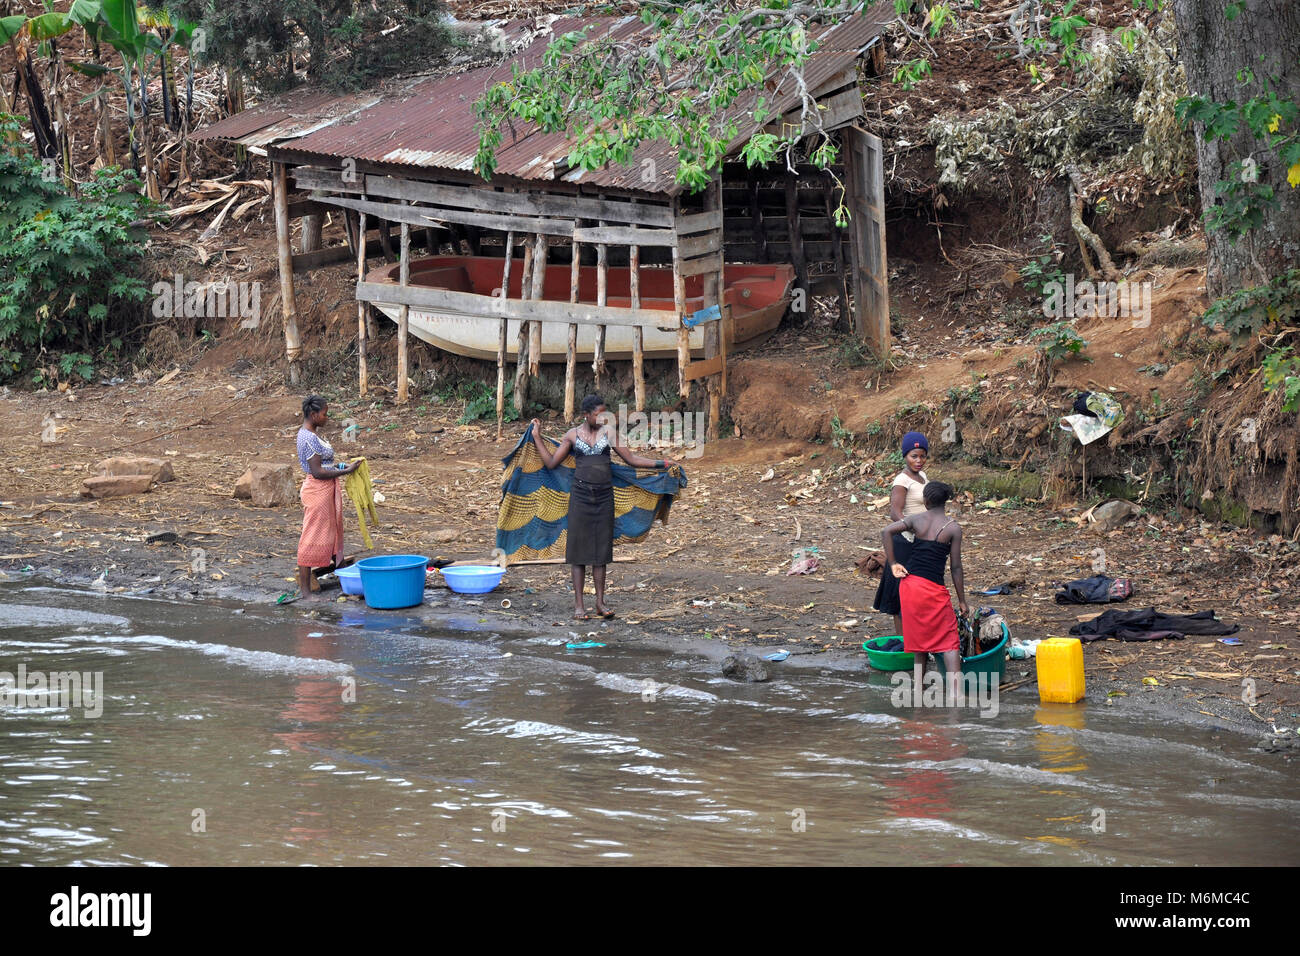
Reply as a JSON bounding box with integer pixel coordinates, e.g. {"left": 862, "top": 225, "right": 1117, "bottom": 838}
{"left": 356, "top": 555, "right": 429, "bottom": 609}
{"left": 335, "top": 564, "right": 364, "bottom": 596}
{"left": 439, "top": 565, "right": 506, "bottom": 594}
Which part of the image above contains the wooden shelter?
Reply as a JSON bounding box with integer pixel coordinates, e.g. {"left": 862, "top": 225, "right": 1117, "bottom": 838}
{"left": 195, "top": 13, "right": 894, "bottom": 436}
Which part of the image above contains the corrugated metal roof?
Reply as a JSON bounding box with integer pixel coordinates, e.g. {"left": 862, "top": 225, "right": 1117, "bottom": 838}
{"left": 197, "top": 11, "right": 892, "bottom": 195}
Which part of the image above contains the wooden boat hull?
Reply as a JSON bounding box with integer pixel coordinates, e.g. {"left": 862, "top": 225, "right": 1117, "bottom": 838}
{"left": 363, "top": 256, "right": 794, "bottom": 362}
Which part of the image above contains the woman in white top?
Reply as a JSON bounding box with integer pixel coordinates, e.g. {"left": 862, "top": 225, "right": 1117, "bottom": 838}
{"left": 872, "top": 431, "right": 929, "bottom": 636}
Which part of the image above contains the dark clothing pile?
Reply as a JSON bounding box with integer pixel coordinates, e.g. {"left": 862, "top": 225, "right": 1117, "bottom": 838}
{"left": 876, "top": 637, "right": 905, "bottom": 652}
{"left": 1055, "top": 574, "right": 1133, "bottom": 605}
{"left": 1069, "top": 608, "right": 1239, "bottom": 642}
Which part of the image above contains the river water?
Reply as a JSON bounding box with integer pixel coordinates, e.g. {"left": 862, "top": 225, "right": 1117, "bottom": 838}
{"left": 2, "top": 583, "right": 1296, "bottom": 866}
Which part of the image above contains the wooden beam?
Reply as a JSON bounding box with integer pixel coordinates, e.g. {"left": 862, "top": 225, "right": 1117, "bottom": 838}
{"left": 291, "top": 238, "right": 383, "bottom": 273}
{"left": 678, "top": 251, "right": 724, "bottom": 278}
{"left": 356, "top": 208, "right": 369, "bottom": 396}
{"left": 703, "top": 177, "right": 723, "bottom": 438}
{"left": 528, "top": 233, "right": 547, "bottom": 378}
{"left": 786, "top": 169, "right": 808, "bottom": 300}
{"left": 377, "top": 216, "right": 395, "bottom": 263}
{"left": 360, "top": 173, "right": 675, "bottom": 227}
{"left": 748, "top": 167, "right": 769, "bottom": 263}
{"left": 515, "top": 238, "right": 534, "bottom": 413}
{"left": 300, "top": 213, "right": 323, "bottom": 253}
{"left": 630, "top": 201, "right": 645, "bottom": 414}
{"left": 272, "top": 162, "right": 302, "bottom": 385}
{"left": 677, "top": 230, "right": 722, "bottom": 259}
{"left": 683, "top": 355, "right": 725, "bottom": 381}
{"left": 354, "top": 282, "right": 670, "bottom": 328}
{"left": 497, "top": 230, "right": 514, "bottom": 438}
{"left": 825, "top": 173, "right": 849, "bottom": 332}
{"left": 675, "top": 209, "right": 724, "bottom": 236}
{"left": 593, "top": 219, "right": 608, "bottom": 390}
{"left": 565, "top": 236, "right": 580, "bottom": 422}
{"left": 397, "top": 207, "right": 410, "bottom": 405}
{"left": 312, "top": 192, "right": 579, "bottom": 240}
{"left": 573, "top": 223, "right": 676, "bottom": 247}
{"left": 287, "top": 198, "right": 331, "bottom": 220}
{"left": 671, "top": 199, "right": 691, "bottom": 400}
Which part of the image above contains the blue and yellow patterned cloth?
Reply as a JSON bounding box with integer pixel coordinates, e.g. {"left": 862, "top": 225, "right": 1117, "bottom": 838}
{"left": 495, "top": 423, "right": 688, "bottom": 564}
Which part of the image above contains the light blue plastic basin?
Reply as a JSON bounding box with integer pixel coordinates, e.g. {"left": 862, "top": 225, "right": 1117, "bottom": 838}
{"left": 439, "top": 565, "right": 506, "bottom": 594}
{"left": 356, "top": 555, "right": 429, "bottom": 609}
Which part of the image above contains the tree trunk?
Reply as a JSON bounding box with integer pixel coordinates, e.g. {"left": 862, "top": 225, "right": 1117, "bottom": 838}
{"left": 1173, "top": 0, "right": 1300, "bottom": 293}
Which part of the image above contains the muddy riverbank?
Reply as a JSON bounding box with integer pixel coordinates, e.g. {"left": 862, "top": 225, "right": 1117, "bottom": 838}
{"left": 3, "top": 373, "right": 1297, "bottom": 746}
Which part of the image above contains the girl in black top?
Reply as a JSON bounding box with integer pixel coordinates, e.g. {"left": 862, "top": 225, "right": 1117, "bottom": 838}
{"left": 881, "top": 481, "right": 969, "bottom": 678}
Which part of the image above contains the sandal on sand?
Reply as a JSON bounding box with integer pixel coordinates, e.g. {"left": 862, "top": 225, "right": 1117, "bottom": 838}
{"left": 276, "top": 591, "right": 300, "bottom": 605}
{"left": 598, "top": 609, "right": 616, "bottom": 620}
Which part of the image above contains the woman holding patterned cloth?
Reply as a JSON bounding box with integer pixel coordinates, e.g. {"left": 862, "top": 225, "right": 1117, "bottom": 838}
{"left": 873, "top": 431, "right": 930, "bottom": 635}
{"left": 295, "top": 395, "right": 358, "bottom": 599}
{"left": 530, "top": 394, "right": 679, "bottom": 620}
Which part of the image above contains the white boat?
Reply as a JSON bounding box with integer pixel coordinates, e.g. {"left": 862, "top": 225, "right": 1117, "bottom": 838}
{"left": 363, "top": 255, "right": 795, "bottom": 361}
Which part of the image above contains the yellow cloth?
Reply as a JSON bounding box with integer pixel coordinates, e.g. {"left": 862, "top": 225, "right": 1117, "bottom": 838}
{"left": 341, "top": 458, "right": 379, "bottom": 549}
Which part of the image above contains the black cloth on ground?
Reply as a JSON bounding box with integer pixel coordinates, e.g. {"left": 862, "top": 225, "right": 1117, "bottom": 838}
{"left": 1069, "top": 608, "right": 1238, "bottom": 641}
{"left": 1055, "top": 574, "right": 1130, "bottom": 604}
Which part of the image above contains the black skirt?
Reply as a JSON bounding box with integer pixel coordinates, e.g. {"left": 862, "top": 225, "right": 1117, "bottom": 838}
{"left": 872, "top": 533, "right": 913, "bottom": 617}
{"left": 566, "top": 476, "right": 614, "bottom": 567}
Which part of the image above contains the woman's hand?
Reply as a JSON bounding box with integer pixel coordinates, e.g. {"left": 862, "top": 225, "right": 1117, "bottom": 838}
{"left": 958, "top": 600, "right": 969, "bottom": 618}
{"left": 891, "top": 563, "right": 909, "bottom": 579}
{"left": 660, "top": 458, "right": 680, "bottom": 470}
{"left": 529, "top": 418, "right": 542, "bottom": 433}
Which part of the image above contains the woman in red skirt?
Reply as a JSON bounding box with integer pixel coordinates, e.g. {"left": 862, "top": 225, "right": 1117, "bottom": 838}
{"left": 881, "top": 481, "right": 969, "bottom": 680}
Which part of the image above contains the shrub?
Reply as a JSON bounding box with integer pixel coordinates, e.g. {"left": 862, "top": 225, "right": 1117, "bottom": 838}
{"left": 0, "top": 115, "right": 158, "bottom": 382}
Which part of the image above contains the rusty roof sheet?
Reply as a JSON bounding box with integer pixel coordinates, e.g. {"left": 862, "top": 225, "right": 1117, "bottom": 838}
{"left": 198, "top": 11, "right": 892, "bottom": 195}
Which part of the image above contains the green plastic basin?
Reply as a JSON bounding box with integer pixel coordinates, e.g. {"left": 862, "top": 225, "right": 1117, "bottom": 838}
{"left": 862, "top": 635, "right": 915, "bottom": 671}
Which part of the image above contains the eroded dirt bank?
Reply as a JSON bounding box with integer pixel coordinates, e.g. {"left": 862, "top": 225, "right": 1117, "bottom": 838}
{"left": 3, "top": 369, "right": 1297, "bottom": 746}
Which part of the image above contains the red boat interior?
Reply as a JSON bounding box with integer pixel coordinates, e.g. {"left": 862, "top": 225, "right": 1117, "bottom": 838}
{"left": 374, "top": 256, "right": 794, "bottom": 313}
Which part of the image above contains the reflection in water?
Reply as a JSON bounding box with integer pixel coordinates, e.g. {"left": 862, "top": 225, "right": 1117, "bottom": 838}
{"left": 275, "top": 624, "right": 344, "bottom": 845}
{"left": 1034, "top": 704, "right": 1089, "bottom": 774}
{"left": 888, "top": 718, "right": 966, "bottom": 820}
{"left": 3, "top": 584, "right": 1298, "bottom": 866}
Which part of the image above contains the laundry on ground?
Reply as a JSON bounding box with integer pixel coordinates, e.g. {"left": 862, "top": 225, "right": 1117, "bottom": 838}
{"left": 1069, "top": 608, "right": 1239, "bottom": 642}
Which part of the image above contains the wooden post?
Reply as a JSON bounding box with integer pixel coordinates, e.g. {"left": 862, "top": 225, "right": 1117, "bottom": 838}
{"left": 748, "top": 167, "right": 769, "bottom": 263}
{"left": 671, "top": 198, "right": 690, "bottom": 400}
{"left": 496, "top": 230, "right": 515, "bottom": 438}
{"left": 272, "top": 161, "right": 303, "bottom": 386}
{"left": 301, "top": 213, "right": 323, "bottom": 253}
{"left": 824, "top": 175, "right": 849, "bottom": 332}
{"left": 396, "top": 207, "right": 410, "bottom": 405}
{"left": 528, "top": 233, "right": 547, "bottom": 378}
{"left": 378, "top": 218, "right": 395, "bottom": 262}
{"left": 630, "top": 238, "right": 645, "bottom": 413}
{"left": 565, "top": 236, "right": 580, "bottom": 421}
{"left": 514, "top": 238, "right": 535, "bottom": 412}
{"left": 704, "top": 178, "right": 723, "bottom": 438}
{"left": 785, "top": 169, "right": 808, "bottom": 302}
{"left": 593, "top": 218, "right": 608, "bottom": 390}
{"left": 356, "top": 209, "right": 369, "bottom": 396}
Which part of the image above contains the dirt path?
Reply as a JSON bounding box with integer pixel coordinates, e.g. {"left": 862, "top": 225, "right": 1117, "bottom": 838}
{"left": 3, "top": 368, "right": 1297, "bottom": 747}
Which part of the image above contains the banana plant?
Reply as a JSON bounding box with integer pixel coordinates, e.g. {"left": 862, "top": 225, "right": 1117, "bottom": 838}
{"left": 2, "top": 4, "right": 79, "bottom": 189}
{"left": 69, "top": 0, "right": 167, "bottom": 199}
{"left": 65, "top": 0, "right": 116, "bottom": 171}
